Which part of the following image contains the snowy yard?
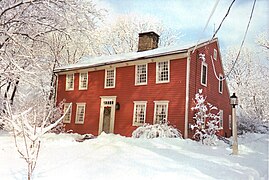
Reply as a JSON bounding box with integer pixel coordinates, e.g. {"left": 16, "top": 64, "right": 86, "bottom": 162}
{"left": 0, "top": 131, "right": 268, "bottom": 180}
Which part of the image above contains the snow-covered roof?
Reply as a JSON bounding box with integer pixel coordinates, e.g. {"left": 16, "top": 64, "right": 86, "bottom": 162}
{"left": 54, "top": 39, "right": 214, "bottom": 73}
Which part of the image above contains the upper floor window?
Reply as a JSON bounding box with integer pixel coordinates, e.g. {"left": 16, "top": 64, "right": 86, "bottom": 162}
{"left": 201, "top": 61, "right": 207, "bottom": 86}
{"left": 63, "top": 103, "right": 72, "bottom": 123}
{"left": 219, "top": 74, "right": 223, "bottom": 94}
{"left": 75, "top": 103, "right": 86, "bottom": 124}
{"left": 66, "top": 74, "right": 74, "bottom": 91}
{"left": 156, "top": 60, "right": 170, "bottom": 83}
{"left": 154, "top": 101, "right": 169, "bottom": 124}
{"left": 79, "top": 72, "right": 88, "bottom": 90}
{"left": 219, "top": 110, "right": 223, "bottom": 129}
{"left": 135, "top": 64, "right": 147, "bottom": 85}
{"left": 213, "top": 49, "right": 217, "bottom": 60}
{"left": 133, "top": 101, "right": 147, "bottom": 126}
{"left": 105, "top": 68, "right": 116, "bottom": 88}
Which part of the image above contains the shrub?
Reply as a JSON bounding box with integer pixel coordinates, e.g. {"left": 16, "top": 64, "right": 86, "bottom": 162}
{"left": 132, "top": 120, "right": 182, "bottom": 139}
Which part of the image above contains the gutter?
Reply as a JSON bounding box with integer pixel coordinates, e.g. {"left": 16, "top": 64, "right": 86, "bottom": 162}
{"left": 184, "top": 49, "right": 191, "bottom": 139}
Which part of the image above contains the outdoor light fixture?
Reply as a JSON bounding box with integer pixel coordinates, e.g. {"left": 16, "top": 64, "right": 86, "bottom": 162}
{"left": 230, "top": 93, "right": 238, "bottom": 108}
{"left": 115, "top": 102, "right": 120, "bottom": 110}
{"left": 230, "top": 93, "right": 238, "bottom": 155}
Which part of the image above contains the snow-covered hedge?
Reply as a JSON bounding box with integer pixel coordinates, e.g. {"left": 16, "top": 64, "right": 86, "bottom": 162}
{"left": 132, "top": 121, "right": 182, "bottom": 139}
{"left": 238, "top": 116, "right": 269, "bottom": 135}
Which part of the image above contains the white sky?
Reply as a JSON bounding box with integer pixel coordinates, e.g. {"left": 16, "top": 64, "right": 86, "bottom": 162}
{"left": 96, "top": 0, "right": 268, "bottom": 51}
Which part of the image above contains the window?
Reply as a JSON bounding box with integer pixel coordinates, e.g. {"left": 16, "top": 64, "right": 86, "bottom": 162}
{"left": 213, "top": 49, "right": 217, "bottom": 60}
{"left": 219, "top": 110, "right": 223, "bottom": 129}
{"left": 105, "top": 68, "right": 115, "bottom": 88}
{"left": 154, "top": 101, "right": 169, "bottom": 124}
{"left": 63, "top": 103, "right": 72, "bottom": 123}
{"left": 219, "top": 74, "right": 223, "bottom": 94}
{"left": 133, "top": 101, "right": 147, "bottom": 126}
{"left": 229, "top": 115, "right": 232, "bottom": 130}
{"left": 156, "top": 60, "right": 170, "bottom": 83}
{"left": 66, "top": 74, "right": 74, "bottom": 90}
{"left": 79, "top": 72, "right": 88, "bottom": 90}
{"left": 135, "top": 64, "right": 147, "bottom": 85}
{"left": 201, "top": 61, "right": 207, "bottom": 86}
{"left": 75, "top": 103, "right": 86, "bottom": 124}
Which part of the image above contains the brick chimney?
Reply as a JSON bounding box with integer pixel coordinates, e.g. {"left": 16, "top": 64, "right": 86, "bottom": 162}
{"left": 138, "top": 31, "right": 159, "bottom": 52}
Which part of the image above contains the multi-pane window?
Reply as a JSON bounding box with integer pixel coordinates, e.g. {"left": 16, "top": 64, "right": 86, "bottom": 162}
{"left": 156, "top": 61, "right": 169, "bottom": 83}
{"left": 219, "top": 110, "right": 223, "bottom": 129}
{"left": 201, "top": 61, "right": 207, "bottom": 86}
{"left": 66, "top": 74, "right": 74, "bottom": 90}
{"left": 79, "top": 72, "right": 88, "bottom": 90}
{"left": 219, "top": 74, "right": 223, "bottom": 94}
{"left": 135, "top": 64, "right": 147, "bottom": 85}
{"left": 133, "top": 101, "right": 147, "bottom": 126}
{"left": 105, "top": 68, "right": 115, "bottom": 88}
{"left": 63, "top": 103, "right": 72, "bottom": 123}
{"left": 75, "top": 103, "right": 86, "bottom": 124}
{"left": 154, "top": 101, "right": 169, "bottom": 124}
{"left": 213, "top": 49, "right": 217, "bottom": 60}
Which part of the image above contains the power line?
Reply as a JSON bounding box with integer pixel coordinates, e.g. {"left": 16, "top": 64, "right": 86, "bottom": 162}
{"left": 225, "top": 0, "right": 257, "bottom": 78}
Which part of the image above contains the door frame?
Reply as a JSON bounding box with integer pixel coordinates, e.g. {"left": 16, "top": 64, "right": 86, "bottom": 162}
{"left": 98, "top": 96, "right": 117, "bottom": 134}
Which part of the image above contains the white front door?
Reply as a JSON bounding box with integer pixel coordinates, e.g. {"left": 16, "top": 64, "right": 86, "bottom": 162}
{"left": 99, "top": 96, "right": 116, "bottom": 134}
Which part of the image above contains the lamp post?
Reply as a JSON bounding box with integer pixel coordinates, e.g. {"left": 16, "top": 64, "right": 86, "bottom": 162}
{"left": 230, "top": 93, "right": 238, "bottom": 155}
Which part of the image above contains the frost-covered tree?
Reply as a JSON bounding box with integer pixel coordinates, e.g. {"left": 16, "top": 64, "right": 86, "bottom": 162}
{"left": 2, "top": 101, "right": 70, "bottom": 180}
{"left": 191, "top": 89, "right": 220, "bottom": 145}
{"left": 90, "top": 13, "right": 182, "bottom": 55}
{"left": 223, "top": 47, "right": 269, "bottom": 134}
{"left": 0, "top": 0, "right": 104, "bottom": 109}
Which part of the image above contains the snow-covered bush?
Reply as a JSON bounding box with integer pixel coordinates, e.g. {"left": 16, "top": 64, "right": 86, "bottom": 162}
{"left": 237, "top": 115, "right": 269, "bottom": 135}
{"left": 191, "top": 89, "right": 220, "bottom": 145}
{"left": 132, "top": 120, "right": 182, "bottom": 138}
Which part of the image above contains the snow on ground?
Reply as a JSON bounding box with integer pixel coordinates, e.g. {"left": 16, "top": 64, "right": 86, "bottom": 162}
{"left": 0, "top": 131, "right": 268, "bottom": 180}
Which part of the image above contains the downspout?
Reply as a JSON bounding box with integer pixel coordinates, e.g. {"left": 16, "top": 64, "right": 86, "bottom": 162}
{"left": 184, "top": 50, "right": 191, "bottom": 139}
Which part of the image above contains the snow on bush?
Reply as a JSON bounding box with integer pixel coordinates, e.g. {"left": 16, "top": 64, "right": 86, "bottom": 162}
{"left": 237, "top": 115, "right": 269, "bottom": 135}
{"left": 132, "top": 120, "right": 182, "bottom": 138}
{"left": 191, "top": 89, "right": 220, "bottom": 145}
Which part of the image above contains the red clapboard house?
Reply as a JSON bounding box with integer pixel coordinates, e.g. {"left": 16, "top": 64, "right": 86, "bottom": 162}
{"left": 54, "top": 31, "right": 232, "bottom": 138}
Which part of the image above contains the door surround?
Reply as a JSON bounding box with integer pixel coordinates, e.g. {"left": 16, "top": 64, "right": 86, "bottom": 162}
{"left": 98, "top": 96, "right": 117, "bottom": 134}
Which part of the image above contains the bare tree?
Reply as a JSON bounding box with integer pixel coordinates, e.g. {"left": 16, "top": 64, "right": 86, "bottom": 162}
{"left": 2, "top": 101, "right": 71, "bottom": 180}
{"left": 0, "top": 0, "right": 104, "bottom": 108}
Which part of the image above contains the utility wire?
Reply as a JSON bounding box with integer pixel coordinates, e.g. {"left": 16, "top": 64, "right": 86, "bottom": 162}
{"left": 192, "top": 0, "right": 220, "bottom": 53}
{"left": 212, "top": 0, "right": 236, "bottom": 40}
{"left": 225, "top": 0, "right": 257, "bottom": 78}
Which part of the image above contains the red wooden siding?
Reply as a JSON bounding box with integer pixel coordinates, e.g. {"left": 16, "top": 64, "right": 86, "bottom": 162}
{"left": 188, "top": 41, "right": 231, "bottom": 137}
{"left": 57, "top": 58, "right": 188, "bottom": 136}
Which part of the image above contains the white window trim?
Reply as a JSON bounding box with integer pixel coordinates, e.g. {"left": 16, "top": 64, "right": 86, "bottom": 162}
{"left": 213, "top": 49, "right": 217, "bottom": 60}
{"left": 65, "top": 73, "right": 74, "bottom": 91}
{"left": 219, "top": 110, "right": 223, "bottom": 129}
{"left": 132, "top": 101, "right": 147, "bottom": 126}
{"left": 75, "top": 103, "right": 86, "bottom": 124}
{"left": 63, "top": 103, "right": 72, "bottom": 123}
{"left": 79, "top": 72, "right": 88, "bottom": 90}
{"left": 219, "top": 74, "right": 223, "bottom": 94}
{"left": 156, "top": 60, "right": 170, "bottom": 84}
{"left": 105, "top": 68, "right": 116, "bottom": 88}
{"left": 153, "top": 101, "right": 169, "bottom": 124}
{"left": 201, "top": 61, "right": 208, "bottom": 86}
{"left": 135, "top": 64, "right": 148, "bottom": 86}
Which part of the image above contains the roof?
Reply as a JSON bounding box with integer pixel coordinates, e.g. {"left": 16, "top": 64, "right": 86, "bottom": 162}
{"left": 54, "top": 38, "right": 217, "bottom": 73}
